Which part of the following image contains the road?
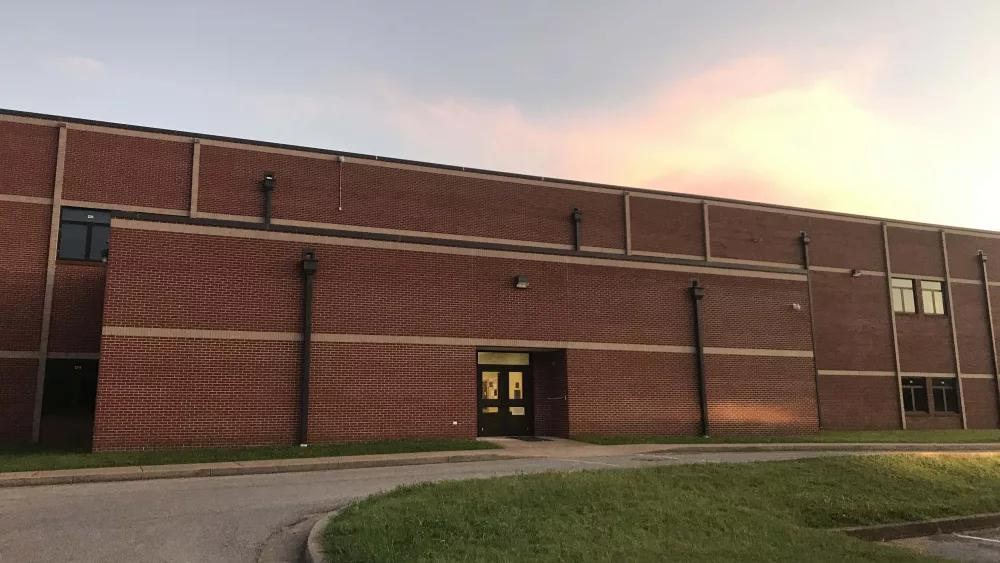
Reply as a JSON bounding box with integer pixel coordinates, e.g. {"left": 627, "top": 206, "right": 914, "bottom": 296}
{"left": 0, "top": 450, "right": 864, "bottom": 563}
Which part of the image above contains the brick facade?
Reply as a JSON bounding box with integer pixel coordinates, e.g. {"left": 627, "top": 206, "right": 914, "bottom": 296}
{"left": 3, "top": 110, "right": 1000, "bottom": 450}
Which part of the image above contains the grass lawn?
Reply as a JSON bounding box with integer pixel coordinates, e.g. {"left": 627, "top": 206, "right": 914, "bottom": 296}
{"left": 325, "top": 455, "right": 1000, "bottom": 562}
{"left": 573, "top": 429, "right": 1000, "bottom": 445}
{"left": 0, "top": 439, "right": 498, "bottom": 474}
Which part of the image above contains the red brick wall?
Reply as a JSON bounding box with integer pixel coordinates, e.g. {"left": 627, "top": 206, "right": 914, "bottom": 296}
{"left": 309, "top": 343, "right": 475, "bottom": 443}
{"left": 102, "top": 228, "right": 301, "bottom": 332}
{"left": 48, "top": 263, "right": 106, "bottom": 353}
{"left": 198, "top": 148, "right": 626, "bottom": 248}
{"left": 708, "top": 207, "right": 883, "bottom": 270}
{"left": 0, "top": 359, "right": 37, "bottom": 442}
{"left": 906, "top": 414, "right": 963, "bottom": 430}
{"left": 887, "top": 227, "right": 944, "bottom": 277}
{"left": 817, "top": 374, "right": 901, "bottom": 430}
{"left": 945, "top": 233, "right": 1000, "bottom": 281}
{"left": 533, "top": 350, "right": 568, "bottom": 437}
{"left": 566, "top": 350, "right": 700, "bottom": 436}
{"left": 63, "top": 130, "right": 192, "bottom": 211}
{"left": 952, "top": 283, "right": 994, "bottom": 375}
{"left": 1, "top": 121, "right": 58, "bottom": 198}
{"left": 705, "top": 355, "right": 818, "bottom": 435}
{"left": 0, "top": 201, "right": 49, "bottom": 351}
{"left": 963, "top": 378, "right": 1000, "bottom": 429}
{"left": 197, "top": 145, "right": 335, "bottom": 220}
{"left": 812, "top": 272, "right": 894, "bottom": 371}
{"left": 629, "top": 198, "right": 704, "bottom": 256}
{"left": 895, "top": 314, "right": 955, "bottom": 373}
{"left": 700, "top": 274, "right": 812, "bottom": 351}
{"left": 93, "top": 337, "right": 299, "bottom": 451}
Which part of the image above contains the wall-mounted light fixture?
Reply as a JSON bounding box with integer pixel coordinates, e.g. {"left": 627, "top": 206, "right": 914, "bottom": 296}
{"left": 850, "top": 269, "right": 862, "bottom": 278}
{"left": 514, "top": 275, "right": 530, "bottom": 289}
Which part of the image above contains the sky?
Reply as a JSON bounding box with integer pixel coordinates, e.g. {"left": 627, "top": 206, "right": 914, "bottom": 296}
{"left": 3, "top": 1, "right": 1000, "bottom": 229}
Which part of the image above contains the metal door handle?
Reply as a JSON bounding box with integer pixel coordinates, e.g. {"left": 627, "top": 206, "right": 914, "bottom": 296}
{"left": 546, "top": 396, "right": 567, "bottom": 400}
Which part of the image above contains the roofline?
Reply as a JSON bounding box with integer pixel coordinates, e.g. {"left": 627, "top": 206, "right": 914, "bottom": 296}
{"left": 3, "top": 106, "right": 996, "bottom": 239}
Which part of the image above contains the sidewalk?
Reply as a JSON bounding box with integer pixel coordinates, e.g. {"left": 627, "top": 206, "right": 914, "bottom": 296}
{"left": 4, "top": 438, "right": 1000, "bottom": 488}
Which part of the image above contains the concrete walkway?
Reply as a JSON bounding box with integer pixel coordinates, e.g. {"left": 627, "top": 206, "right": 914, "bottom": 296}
{"left": 5, "top": 437, "right": 1000, "bottom": 488}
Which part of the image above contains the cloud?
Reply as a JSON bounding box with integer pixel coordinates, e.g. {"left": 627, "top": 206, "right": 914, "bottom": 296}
{"left": 248, "top": 49, "right": 1000, "bottom": 230}
{"left": 43, "top": 56, "right": 105, "bottom": 76}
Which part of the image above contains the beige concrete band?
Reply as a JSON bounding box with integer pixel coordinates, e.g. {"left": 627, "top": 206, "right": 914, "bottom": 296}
{"left": 941, "top": 229, "right": 969, "bottom": 428}
{"left": 33, "top": 125, "right": 67, "bottom": 442}
{"left": 101, "top": 326, "right": 813, "bottom": 358}
{"left": 8, "top": 113, "right": 1000, "bottom": 245}
{"left": 60, "top": 200, "right": 188, "bottom": 216}
{"left": 623, "top": 192, "right": 632, "bottom": 256}
{"left": 702, "top": 201, "right": 711, "bottom": 261}
{"left": 65, "top": 122, "right": 194, "bottom": 143}
{"left": 190, "top": 140, "right": 200, "bottom": 217}
{"left": 818, "top": 370, "right": 895, "bottom": 377}
{"left": 0, "top": 351, "right": 40, "bottom": 359}
{"left": 712, "top": 257, "right": 805, "bottom": 270}
{"left": 882, "top": 223, "right": 908, "bottom": 430}
{"left": 47, "top": 352, "right": 101, "bottom": 360}
{"left": 113, "top": 218, "right": 809, "bottom": 282}
{"left": 630, "top": 250, "right": 707, "bottom": 261}
{"left": 810, "top": 266, "right": 886, "bottom": 277}
{"left": 0, "top": 194, "right": 52, "bottom": 206}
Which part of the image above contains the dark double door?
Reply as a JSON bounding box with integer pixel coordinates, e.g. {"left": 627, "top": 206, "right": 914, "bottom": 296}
{"left": 478, "top": 366, "right": 533, "bottom": 436}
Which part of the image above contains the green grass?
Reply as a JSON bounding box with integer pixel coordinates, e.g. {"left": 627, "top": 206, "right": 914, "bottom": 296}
{"left": 572, "top": 429, "right": 1000, "bottom": 445}
{"left": 0, "top": 439, "right": 498, "bottom": 474}
{"left": 325, "top": 455, "right": 1000, "bottom": 562}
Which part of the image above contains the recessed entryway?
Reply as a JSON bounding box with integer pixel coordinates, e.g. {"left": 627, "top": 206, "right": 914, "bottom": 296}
{"left": 477, "top": 351, "right": 533, "bottom": 437}
{"left": 40, "top": 359, "right": 98, "bottom": 448}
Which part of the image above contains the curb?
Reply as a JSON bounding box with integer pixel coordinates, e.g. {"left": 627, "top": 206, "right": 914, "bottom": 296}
{"left": 651, "top": 443, "right": 1000, "bottom": 455}
{"left": 305, "top": 509, "right": 340, "bottom": 563}
{"left": 840, "top": 512, "right": 1000, "bottom": 541}
{"left": 0, "top": 452, "right": 522, "bottom": 489}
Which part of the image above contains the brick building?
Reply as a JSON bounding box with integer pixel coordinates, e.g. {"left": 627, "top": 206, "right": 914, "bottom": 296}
{"left": 2, "top": 108, "right": 999, "bottom": 451}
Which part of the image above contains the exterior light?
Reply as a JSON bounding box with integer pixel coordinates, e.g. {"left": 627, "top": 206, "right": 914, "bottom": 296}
{"left": 514, "top": 275, "right": 530, "bottom": 289}
{"left": 261, "top": 172, "right": 276, "bottom": 192}
{"left": 850, "top": 269, "right": 862, "bottom": 278}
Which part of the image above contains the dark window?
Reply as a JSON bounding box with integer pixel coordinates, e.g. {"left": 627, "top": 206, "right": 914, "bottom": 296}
{"left": 891, "top": 278, "right": 916, "bottom": 313}
{"left": 58, "top": 208, "right": 110, "bottom": 262}
{"left": 932, "top": 378, "right": 960, "bottom": 413}
{"left": 901, "top": 377, "right": 928, "bottom": 412}
{"left": 921, "top": 281, "right": 946, "bottom": 315}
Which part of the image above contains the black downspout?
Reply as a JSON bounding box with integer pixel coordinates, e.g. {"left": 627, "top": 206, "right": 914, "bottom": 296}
{"left": 298, "top": 248, "right": 318, "bottom": 446}
{"left": 800, "top": 231, "right": 823, "bottom": 429}
{"left": 571, "top": 206, "right": 583, "bottom": 251}
{"left": 689, "top": 280, "right": 709, "bottom": 437}
{"left": 262, "top": 172, "right": 276, "bottom": 229}
{"left": 979, "top": 251, "right": 1000, "bottom": 426}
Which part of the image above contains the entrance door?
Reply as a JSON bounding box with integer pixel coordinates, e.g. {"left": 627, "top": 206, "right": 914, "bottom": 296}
{"left": 477, "top": 352, "right": 533, "bottom": 436}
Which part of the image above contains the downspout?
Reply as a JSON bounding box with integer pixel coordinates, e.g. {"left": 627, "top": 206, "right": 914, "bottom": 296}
{"left": 689, "top": 280, "right": 710, "bottom": 437}
{"left": 799, "top": 232, "right": 823, "bottom": 429}
{"left": 262, "top": 172, "right": 276, "bottom": 228}
{"left": 298, "top": 248, "right": 319, "bottom": 446}
{"left": 571, "top": 206, "right": 583, "bottom": 251}
{"left": 978, "top": 251, "right": 1000, "bottom": 427}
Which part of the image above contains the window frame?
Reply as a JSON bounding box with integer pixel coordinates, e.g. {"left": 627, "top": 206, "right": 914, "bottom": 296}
{"left": 891, "top": 278, "right": 917, "bottom": 314}
{"left": 900, "top": 377, "right": 929, "bottom": 413}
{"left": 57, "top": 207, "right": 111, "bottom": 263}
{"left": 920, "top": 280, "right": 947, "bottom": 315}
{"left": 932, "top": 378, "right": 960, "bottom": 414}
